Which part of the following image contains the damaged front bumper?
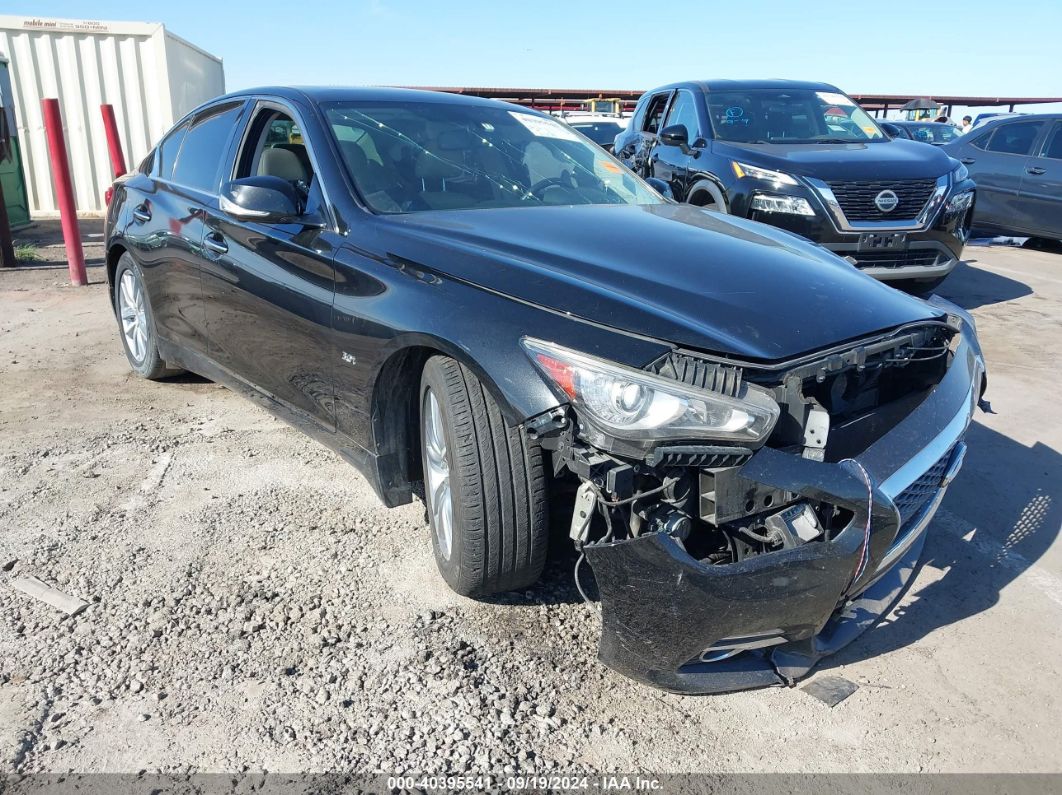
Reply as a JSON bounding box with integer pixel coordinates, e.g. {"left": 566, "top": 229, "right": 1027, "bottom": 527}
{"left": 582, "top": 320, "right": 984, "bottom": 694}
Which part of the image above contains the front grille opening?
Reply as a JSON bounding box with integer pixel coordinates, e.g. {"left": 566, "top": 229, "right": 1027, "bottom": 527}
{"left": 829, "top": 179, "right": 937, "bottom": 221}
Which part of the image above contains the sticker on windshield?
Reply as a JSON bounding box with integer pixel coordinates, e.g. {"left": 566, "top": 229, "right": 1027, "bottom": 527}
{"left": 599, "top": 160, "right": 622, "bottom": 173}
{"left": 721, "top": 106, "right": 750, "bottom": 126}
{"left": 816, "top": 91, "right": 856, "bottom": 107}
{"left": 509, "top": 112, "right": 580, "bottom": 141}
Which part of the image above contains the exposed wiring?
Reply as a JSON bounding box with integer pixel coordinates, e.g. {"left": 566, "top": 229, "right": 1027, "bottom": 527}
{"left": 587, "top": 477, "right": 679, "bottom": 508}
{"left": 573, "top": 552, "right": 596, "bottom": 605}
{"left": 841, "top": 457, "right": 874, "bottom": 585}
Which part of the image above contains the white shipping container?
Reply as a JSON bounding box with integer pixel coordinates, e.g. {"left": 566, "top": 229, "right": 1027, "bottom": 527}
{"left": 0, "top": 15, "right": 224, "bottom": 217}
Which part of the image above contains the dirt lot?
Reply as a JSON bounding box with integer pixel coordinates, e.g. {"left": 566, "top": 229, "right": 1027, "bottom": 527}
{"left": 1, "top": 229, "right": 1060, "bottom": 776}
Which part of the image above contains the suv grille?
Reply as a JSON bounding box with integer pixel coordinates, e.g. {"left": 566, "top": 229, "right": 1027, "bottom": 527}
{"left": 850, "top": 250, "right": 942, "bottom": 270}
{"left": 827, "top": 179, "right": 937, "bottom": 221}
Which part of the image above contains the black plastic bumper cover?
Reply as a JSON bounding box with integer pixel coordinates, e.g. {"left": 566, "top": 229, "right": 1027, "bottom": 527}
{"left": 584, "top": 320, "right": 983, "bottom": 694}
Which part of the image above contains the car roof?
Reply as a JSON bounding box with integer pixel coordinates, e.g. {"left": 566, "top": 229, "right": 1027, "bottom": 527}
{"left": 976, "top": 112, "right": 1062, "bottom": 124}
{"left": 643, "top": 79, "right": 843, "bottom": 95}
{"left": 216, "top": 85, "right": 518, "bottom": 109}
{"left": 967, "top": 112, "right": 1062, "bottom": 133}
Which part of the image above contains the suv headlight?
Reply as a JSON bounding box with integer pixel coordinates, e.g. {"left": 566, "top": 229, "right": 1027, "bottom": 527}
{"left": 522, "top": 338, "right": 780, "bottom": 444}
{"left": 731, "top": 161, "right": 798, "bottom": 186}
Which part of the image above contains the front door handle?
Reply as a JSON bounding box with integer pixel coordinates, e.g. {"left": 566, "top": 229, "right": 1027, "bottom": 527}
{"left": 203, "top": 233, "right": 228, "bottom": 255}
{"left": 1026, "top": 166, "right": 1046, "bottom": 176}
{"left": 131, "top": 204, "right": 151, "bottom": 223}
{"left": 960, "top": 157, "right": 976, "bottom": 165}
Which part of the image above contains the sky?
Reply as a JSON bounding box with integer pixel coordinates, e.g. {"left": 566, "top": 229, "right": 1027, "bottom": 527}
{"left": 11, "top": 0, "right": 1062, "bottom": 116}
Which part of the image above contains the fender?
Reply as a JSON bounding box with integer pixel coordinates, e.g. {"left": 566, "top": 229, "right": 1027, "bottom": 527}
{"left": 686, "top": 175, "right": 730, "bottom": 212}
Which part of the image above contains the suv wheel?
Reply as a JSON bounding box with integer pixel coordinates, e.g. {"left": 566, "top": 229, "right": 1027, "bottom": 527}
{"left": 419, "top": 355, "right": 548, "bottom": 596}
{"left": 689, "top": 180, "right": 728, "bottom": 213}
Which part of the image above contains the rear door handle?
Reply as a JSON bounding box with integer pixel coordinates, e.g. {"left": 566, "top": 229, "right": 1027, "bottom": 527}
{"left": 203, "top": 233, "right": 228, "bottom": 255}
{"left": 960, "top": 157, "right": 976, "bottom": 165}
{"left": 131, "top": 204, "right": 151, "bottom": 223}
{"left": 1026, "top": 166, "right": 1046, "bottom": 175}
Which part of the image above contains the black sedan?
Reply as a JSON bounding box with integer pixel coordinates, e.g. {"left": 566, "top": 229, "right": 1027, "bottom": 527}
{"left": 105, "top": 87, "right": 985, "bottom": 694}
{"left": 941, "top": 113, "right": 1062, "bottom": 242}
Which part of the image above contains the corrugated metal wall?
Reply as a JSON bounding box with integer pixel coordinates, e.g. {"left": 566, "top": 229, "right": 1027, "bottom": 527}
{"left": 0, "top": 17, "right": 224, "bottom": 217}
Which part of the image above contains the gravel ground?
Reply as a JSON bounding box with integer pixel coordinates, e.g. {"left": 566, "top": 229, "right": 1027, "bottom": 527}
{"left": 1, "top": 228, "right": 1061, "bottom": 777}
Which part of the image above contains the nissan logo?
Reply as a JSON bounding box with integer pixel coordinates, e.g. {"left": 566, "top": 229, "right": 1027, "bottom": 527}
{"left": 874, "top": 190, "right": 900, "bottom": 213}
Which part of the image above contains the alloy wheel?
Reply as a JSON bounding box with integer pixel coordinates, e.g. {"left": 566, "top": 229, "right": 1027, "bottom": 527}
{"left": 424, "top": 388, "right": 454, "bottom": 561}
{"left": 118, "top": 269, "right": 149, "bottom": 363}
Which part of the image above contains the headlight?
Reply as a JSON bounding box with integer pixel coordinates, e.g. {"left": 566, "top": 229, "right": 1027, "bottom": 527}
{"left": 951, "top": 162, "right": 969, "bottom": 182}
{"left": 751, "top": 194, "right": 816, "bottom": 216}
{"left": 731, "top": 161, "right": 798, "bottom": 186}
{"left": 522, "top": 338, "right": 780, "bottom": 445}
{"left": 946, "top": 190, "right": 974, "bottom": 214}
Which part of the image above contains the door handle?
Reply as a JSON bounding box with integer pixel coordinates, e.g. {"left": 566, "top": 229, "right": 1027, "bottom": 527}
{"left": 131, "top": 204, "right": 151, "bottom": 223}
{"left": 1026, "top": 166, "right": 1046, "bottom": 176}
{"left": 203, "top": 233, "right": 228, "bottom": 255}
{"left": 960, "top": 157, "right": 976, "bottom": 165}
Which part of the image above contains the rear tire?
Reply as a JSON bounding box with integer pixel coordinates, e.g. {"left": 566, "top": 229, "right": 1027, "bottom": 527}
{"left": 420, "top": 356, "right": 548, "bottom": 597}
{"left": 113, "top": 253, "right": 182, "bottom": 380}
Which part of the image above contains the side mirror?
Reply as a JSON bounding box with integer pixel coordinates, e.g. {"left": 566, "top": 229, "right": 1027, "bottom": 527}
{"left": 220, "top": 176, "right": 301, "bottom": 223}
{"left": 659, "top": 124, "right": 690, "bottom": 152}
{"left": 644, "top": 177, "right": 675, "bottom": 200}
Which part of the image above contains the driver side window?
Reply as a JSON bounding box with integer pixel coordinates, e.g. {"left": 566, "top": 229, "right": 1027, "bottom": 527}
{"left": 663, "top": 91, "right": 700, "bottom": 138}
{"left": 235, "top": 106, "right": 323, "bottom": 216}
{"left": 641, "top": 93, "right": 671, "bottom": 135}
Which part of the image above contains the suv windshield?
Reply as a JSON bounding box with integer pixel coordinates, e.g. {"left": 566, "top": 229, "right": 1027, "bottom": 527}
{"left": 324, "top": 101, "right": 661, "bottom": 213}
{"left": 706, "top": 89, "right": 886, "bottom": 144}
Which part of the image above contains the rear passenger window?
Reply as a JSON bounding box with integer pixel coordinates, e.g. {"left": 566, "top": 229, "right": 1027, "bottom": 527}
{"left": 171, "top": 102, "right": 245, "bottom": 192}
{"left": 986, "top": 121, "right": 1044, "bottom": 156}
{"left": 155, "top": 123, "right": 188, "bottom": 180}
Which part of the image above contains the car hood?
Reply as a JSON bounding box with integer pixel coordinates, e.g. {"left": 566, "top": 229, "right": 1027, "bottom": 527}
{"left": 715, "top": 138, "right": 955, "bottom": 181}
{"left": 380, "top": 203, "right": 941, "bottom": 362}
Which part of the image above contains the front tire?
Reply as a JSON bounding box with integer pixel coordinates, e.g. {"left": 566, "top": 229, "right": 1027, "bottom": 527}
{"left": 420, "top": 356, "right": 548, "bottom": 597}
{"left": 113, "top": 253, "right": 181, "bottom": 380}
{"left": 689, "top": 180, "right": 728, "bottom": 214}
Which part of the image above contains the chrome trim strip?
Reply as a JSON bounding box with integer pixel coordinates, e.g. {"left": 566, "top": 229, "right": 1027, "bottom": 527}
{"left": 878, "top": 378, "right": 976, "bottom": 501}
{"left": 806, "top": 174, "right": 950, "bottom": 233}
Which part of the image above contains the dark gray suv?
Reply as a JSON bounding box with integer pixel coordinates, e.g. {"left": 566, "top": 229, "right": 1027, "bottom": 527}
{"left": 942, "top": 113, "right": 1062, "bottom": 241}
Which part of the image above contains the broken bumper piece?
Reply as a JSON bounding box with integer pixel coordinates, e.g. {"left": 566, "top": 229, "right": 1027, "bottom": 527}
{"left": 584, "top": 323, "right": 983, "bottom": 694}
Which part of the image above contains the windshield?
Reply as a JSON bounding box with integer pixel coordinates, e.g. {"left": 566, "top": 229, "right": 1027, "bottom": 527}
{"left": 323, "top": 101, "right": 662, "bottom": 213}
{"left": 706, "top": 89, "right": 886, "bottom": 144}
{"left": 568, "top": 121, "right": 626, "bottom": 145}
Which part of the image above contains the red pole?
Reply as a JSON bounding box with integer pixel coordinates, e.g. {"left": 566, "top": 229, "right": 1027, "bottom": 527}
{"left": 41, "top": 98, "right": 87, "bottom": 286}
{"left": 100, "top": 104, "right": 127, "bottom": 179}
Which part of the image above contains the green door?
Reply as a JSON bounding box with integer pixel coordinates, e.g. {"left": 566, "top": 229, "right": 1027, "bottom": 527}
{"left": 1, "top": 60, "right": 30, "bottom": 229}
